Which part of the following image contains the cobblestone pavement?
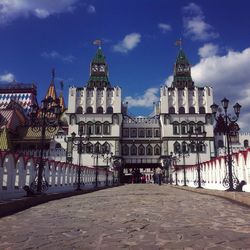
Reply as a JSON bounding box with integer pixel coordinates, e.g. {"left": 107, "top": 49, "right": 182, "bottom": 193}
{"left": 1, "top": 185, "right": 250, "bottom": 250}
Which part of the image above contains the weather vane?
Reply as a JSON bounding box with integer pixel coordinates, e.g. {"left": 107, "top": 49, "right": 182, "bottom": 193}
{"left": 175, "top": 38, "right": 182, "bottom": 50}
{"left": 93, "top": 39, "right": 102, "bottom": 48}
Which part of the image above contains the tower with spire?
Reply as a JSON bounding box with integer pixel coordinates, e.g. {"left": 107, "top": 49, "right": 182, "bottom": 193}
{"left": 172, "top": 49, "right": 194, "bottom": 88}
{"left": 159, "top": 46, "right": 215, "bottom": 165}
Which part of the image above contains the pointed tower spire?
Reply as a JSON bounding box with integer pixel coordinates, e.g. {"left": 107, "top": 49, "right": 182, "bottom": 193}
{"left": 87, "top": 46, "right": 110, "bottom": 88}
{"left": 45, "top": 68, "right": 57, "bottom": 100}
{"left": 171, "top": 47, "right": 194, "bottom": 88}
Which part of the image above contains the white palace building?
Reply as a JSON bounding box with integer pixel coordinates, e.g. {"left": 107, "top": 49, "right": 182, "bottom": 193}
{"left": 1, "top": 46, "right": 250, "bottom": 199}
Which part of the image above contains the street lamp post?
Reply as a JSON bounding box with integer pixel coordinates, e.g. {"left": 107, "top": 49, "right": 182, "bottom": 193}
{"left": 175, "top": 143, "right": 190, "bottom": 186}
{"left": 30, "top": 96, "right": 62, "bottom": 194}
{"left": 211, "top": 98, "right": 241, "bottom": 191}
{"left": 188, "top": 128, "right": 207, "bottom": 188}
{"left": 71, "top": 131, "right": 89, "bottom": 191}
{"left": 102, "top": 151, "right": 113, "bottom": 186}
{"left": 92, "top": 144, "right": 102, "bottom": 187}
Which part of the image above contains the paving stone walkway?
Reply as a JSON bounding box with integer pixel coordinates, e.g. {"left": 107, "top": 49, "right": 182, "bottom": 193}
{"left": 0, "top": 184, "right": 250, "bottom": 250}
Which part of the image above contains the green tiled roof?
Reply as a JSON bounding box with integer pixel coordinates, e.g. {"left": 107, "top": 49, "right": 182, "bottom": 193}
{"left": 92, "top": 48, "right": 106, "bottom": 64}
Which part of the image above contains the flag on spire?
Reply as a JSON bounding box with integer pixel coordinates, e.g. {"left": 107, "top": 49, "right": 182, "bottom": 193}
{"left": 93, "top": 39, "right": 102, "bottom": 46}
{"left": 175, "top": 39, "right": 182, "bottom": 49}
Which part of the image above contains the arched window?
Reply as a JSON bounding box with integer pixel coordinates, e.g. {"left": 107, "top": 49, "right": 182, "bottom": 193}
{"left": 86, "top": 143, "right": 93, "bottom": 153}
{"left": 55, "top": 143, "right": 61, "bottom": 149}
{"left": 146, "top": 145, "right": 153, "bottom": 155}
{"left": 181, "top": 122, "right": 188, "bottom": 134}
{"left": 179, "top": 107, "right": 185, "bottom": 114}
{"left": 173, "top": 122, "right": 179, "bottom": 135}
{"left": 78, "top": 122, "right": 85, "bottom": 135}
{"left": 95, "top": 122, "right": 102, "bottom": 135}
{"left": 182, "top": 142, "right": 188, "bottom": 153}
{"left": 189, "top": 122, "right": 195, "bottom": 134}
{"left": 107, "top": 106, "right": 113, "bottom": 114}
{"left": 199, "top": 107, "right": 206, "bottom": 114}
{"left": 103, "top": 122, "right": 110, "bottom": 135}
{"left": 174, "top": 141, "right": 180, "bottom": 153}
{"left": 190, "top": 142, "right": 196, "bottom": 153}
{"left": 102, "top": 142, "right": 110, "bottom": 153}
{"left": 198, "top": 142, "right": 205, "bottom": 153}
{"left": 131, "top": 144, "right": 137, "bottom": 155}
{"left": 244, "top": 140, "right": 249, "bottom": 148}
{"left": 218, "top": 140, "right": 224, "bottom": 148}
{"left": 154, "top": 145, "right": 161, "bottom": 155}
{"left": 196, "top": 122, "right": 204, "bottom": 133}
{"left": 189, "top": 107, "right": 195, "bottom": 114}
{"left": 94, "top": 143, "right": 101, "bottom": 154}
{"left": 87, "top": 122, "right": 94, "bottom": 135}
{"left": 122, "top": 145, "right": 129, "bottom": 156}
{"left": 169, "top": 107, "right": 175, "bottom": 114}
{"left": 76, "top": 106, "right": 83, "bottom": 114}
{"left": 97, "top": 106, "right": 103, "bottom": 114}
{"left": 138, "top": 145, "right": 145, "bottom": 155}
{"left": 86, "top": 106, "right": 93, "bottom": 114}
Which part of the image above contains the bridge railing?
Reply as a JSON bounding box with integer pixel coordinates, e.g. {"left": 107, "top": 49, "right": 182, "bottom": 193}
{"left": 173, "top": 148, "right": 250, "bottom": 192}
{"left": 0, "top": 151, "right": 117, "bottom": 200}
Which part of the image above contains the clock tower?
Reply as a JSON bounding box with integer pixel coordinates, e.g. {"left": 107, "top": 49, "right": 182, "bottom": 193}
{"left": 87, "top": 47, "right": 110, "bottom": 88}
{"left": 172, "top": 48, "right": 194, "bottom": 88}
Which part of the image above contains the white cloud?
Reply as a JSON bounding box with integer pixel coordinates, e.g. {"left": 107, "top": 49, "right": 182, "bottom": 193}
{"left": 158, "top": 23, "right": 172, "bottom": 33}
{"left": 124, "top": 88, "right": 159, "bottom": 108}
{"left": 41, "top": 50, "right": 75, "bottom": 63}
{"left": 0, "top": 0, "right": 78, "bottom": 25}
{"left": 113, "top": 33, "right": 141, "bottom": 53}
{"left": 182, "top": 2, "right": 219, "bottom": 41}
{"left": 87, "top": 4, "right": 95, "bottom": 14}
{"left": 198, "top": 43, "right": 219, "bottom": 58}
{"left": 0, "top": 72, "right": 15, "bottom": 82}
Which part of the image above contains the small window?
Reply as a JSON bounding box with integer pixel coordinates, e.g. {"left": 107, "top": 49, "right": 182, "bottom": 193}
{"left": 169, "top": 107, "right": 175, "bottom": 114}
{"left": 122, "top": 128, "right": 129, "bottom": 137}
{"left": 146, "top": 145, "right": 153, "bottom": 155}
{"left": 173, "top": 122, "right": 179, "bottom": 135}
{"left": 154, "top": 145, "right": 161, "bottom": 155}
{"left": 76, "top": 106, "right": 83, "bottom": 114}
{"left": 87, "top": 122, "right": 94, "bottom": 135}
{"left": 86, "top": 143, "right": 93, "bottom": 153}
{"left": 190, "top": 142, "right": 196, "bottom": 153}
{"left": 138, "top": 145, "right": 145, "bottom": 155}
{"left": 244, "top": 140, "right": 249, "bottom": 148}
{"left": 189, "top": 122, "right": 195, "bottom": 134}
{"left": 102, "top": 142, "right": 110, "bottom": 153}
{"left": 97, "top": 107, "right": 103, "bottom": 114}
{"left": 154, "top": 129, "right": 160, "bottom": 137}
{"left": 146, "top": 129, "right": 152, "bottom": 138}
{"left": 131, "top": 144, "right": 137, "bottom": 155}
{"left": 138, "top": 128, "right": 145, "bottom": 138}
{"left": 179, "top": 107, "right": 185, "bottom": 114}
{"left": 130, "top": 128, "right": 137, "bottom": 138}
{"left": 174, "top": 142, "right": 180, "bottom": 153}
{"left": 86, "top": 107, "right": 93, "bottom": 114}
{"left": 95, "top": 122, "right": 102, "bottom": 135}
{"left": 78, "top": 122, "right": 85, "bottom": 135}
{"left": 181, "top": 122, "right": 187, "bottom": 134}
{"left": 122, "top": 145, "right": 129, "bottom": 155}
{"left": 103, "top": 122, "right": 110, "bottom": 135}
{"left": 107, "top": 106, "right": 113, "bottom": 114}
{"left": 189, "top": 107, "right": 195, "bottom": 114}
{"left": 199, "top": 107, "right": 206, "bottom": 114}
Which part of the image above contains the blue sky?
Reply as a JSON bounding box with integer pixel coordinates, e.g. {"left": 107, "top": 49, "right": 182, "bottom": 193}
{"left": 0, "top": 0, "right": 250, "bottom": 129}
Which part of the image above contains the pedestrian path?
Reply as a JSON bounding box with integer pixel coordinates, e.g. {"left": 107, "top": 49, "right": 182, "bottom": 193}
{"left": 0, "top": 184, "right": 250, "bottom": 249}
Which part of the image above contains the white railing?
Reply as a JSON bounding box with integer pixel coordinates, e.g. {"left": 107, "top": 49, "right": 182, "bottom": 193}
{"left": 174, "top": 149, "right": 250, "bottom": 192}
{"left": 0, "top": 151, "right": 117, "bottom": 200}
